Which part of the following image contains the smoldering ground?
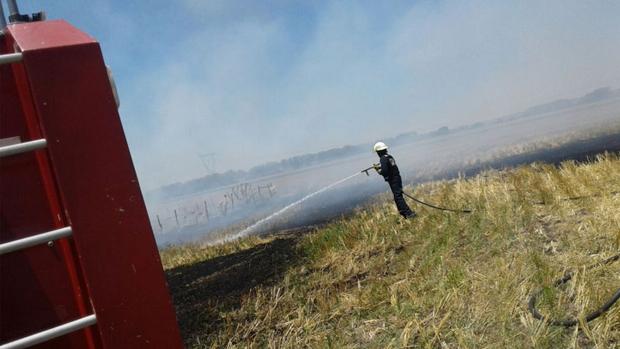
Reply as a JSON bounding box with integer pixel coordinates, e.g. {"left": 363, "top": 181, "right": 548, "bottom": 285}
{"left": 151, "top": 96, "right": 620, "bottom": 246}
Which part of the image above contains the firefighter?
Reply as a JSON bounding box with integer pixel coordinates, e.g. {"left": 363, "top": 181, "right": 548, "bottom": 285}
{"left": 373, "top": 142, "right": 416, "bottom": 219}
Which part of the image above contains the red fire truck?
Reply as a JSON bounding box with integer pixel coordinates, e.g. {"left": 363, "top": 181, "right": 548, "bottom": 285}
{"left": 1, "top": 1, "right": 184, "bottom": 348}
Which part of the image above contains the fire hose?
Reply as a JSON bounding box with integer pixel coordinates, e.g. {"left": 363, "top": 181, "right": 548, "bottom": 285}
{"left": 528, "top": 253, "right": 620, "bottom": 327}
{"left": 402, "top": 191, "right": 471, "bottom": 213}
{"left": 361, "top": 165, "right": 472, "bottom": 213}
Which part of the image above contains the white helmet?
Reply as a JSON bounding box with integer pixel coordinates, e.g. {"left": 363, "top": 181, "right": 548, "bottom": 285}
{"left": 373, "top": 141, "right": 388, "bottom": 152}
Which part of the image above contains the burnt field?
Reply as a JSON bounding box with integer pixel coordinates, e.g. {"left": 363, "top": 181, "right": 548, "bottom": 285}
{"left": 246, "top": 131, "right": 620, "bottom": 236}
{"left": 161, "top": 150, "right": 620, "bottom": 348}
{"left": 154, "top": 127, "right": 620, "bottom": 245}
{"left": 151, "top": 98, "right": 620, "bottom": 245}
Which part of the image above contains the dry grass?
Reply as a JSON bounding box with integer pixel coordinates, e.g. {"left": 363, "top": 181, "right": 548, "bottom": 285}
{"left": 162, "top": 153, "right": 620, "bottom": 348}
{"left": 160, "top": 232, "right": 272, "bottom": 270}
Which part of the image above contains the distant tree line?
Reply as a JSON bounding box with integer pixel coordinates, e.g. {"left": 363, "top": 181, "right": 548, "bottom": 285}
{"left": 248, "top": 145, "right": 366, "bottom": 178}
{"left": 153, "top": 127, "right": 453, "bottom": 199}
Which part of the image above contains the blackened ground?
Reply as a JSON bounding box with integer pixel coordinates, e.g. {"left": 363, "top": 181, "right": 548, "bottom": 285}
{"left": 445, "top": 132, "right": 620, "bottom": 178}
{"left": 166, "top": 229, "right": 312, "bottom": 344}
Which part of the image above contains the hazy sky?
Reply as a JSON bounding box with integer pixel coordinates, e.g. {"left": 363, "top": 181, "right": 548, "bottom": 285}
{"left": 17, "top": 1, "right": 620, "bottom": 190}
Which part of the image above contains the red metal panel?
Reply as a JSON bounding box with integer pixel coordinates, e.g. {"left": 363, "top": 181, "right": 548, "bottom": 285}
{"left": 7, "top": 20, "right": 96, "bottom": 50}
{"left": 8, "top": 20, "right": 183, "bottom": 348}
{"left": 1, "top": 46, "right": 92, "bottom": 348}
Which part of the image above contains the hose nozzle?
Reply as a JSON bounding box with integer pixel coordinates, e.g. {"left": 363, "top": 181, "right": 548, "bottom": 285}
{"left": 361, "top": 164, "right": 380, "bottom": 176}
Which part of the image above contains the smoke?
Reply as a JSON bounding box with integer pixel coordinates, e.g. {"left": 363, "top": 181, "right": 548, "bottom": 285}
{"left": 24, "top": 1, "right": 620, "bottom": 191}
{"left": 115, "top": 0, "right": 620, "bottom": 191}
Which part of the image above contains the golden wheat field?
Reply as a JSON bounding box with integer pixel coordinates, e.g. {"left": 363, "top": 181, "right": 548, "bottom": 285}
{"left": 161, "top": 153, "right": 620, "bottom": 348}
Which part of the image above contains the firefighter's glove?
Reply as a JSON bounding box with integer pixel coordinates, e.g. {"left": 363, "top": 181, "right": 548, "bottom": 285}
{"left": 373, "top": 163, "right": 381, "bottom": 174}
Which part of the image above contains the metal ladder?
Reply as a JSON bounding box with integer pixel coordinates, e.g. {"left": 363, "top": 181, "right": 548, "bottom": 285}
{"left": 0, "top": 52, "right": 97, "bottom": 349}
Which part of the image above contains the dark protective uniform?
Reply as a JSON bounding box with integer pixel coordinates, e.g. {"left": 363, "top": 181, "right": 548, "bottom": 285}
{"left": 378, "top": 153, "right": 415, "bottom": 218}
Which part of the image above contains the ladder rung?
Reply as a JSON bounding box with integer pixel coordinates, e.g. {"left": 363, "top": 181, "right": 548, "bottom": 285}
{"left": 0, "top": 227, "right": 72, "bottom": 255}
{"left": 0, "top": 52, "right": 23, "bottom": 65}
{"left": 0, "top": 314, "right": 97, "bottom": 349}
{"left": 0, "top": 139, "right": 47, "bottom": 158}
